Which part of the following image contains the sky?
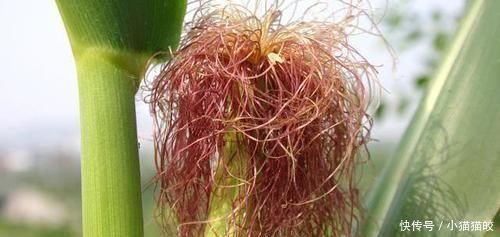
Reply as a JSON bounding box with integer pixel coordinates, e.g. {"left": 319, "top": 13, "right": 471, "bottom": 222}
{"left": 0, "top": 0, "right": 465, "bottom": 153}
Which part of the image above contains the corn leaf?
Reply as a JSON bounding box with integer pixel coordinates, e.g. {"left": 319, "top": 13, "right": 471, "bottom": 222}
{"left": 361, "top": 0, "right": 500, "bottom": 236}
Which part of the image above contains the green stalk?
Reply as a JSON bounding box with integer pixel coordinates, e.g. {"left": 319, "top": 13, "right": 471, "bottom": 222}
{"left": 55, "top": 1, "right": 186, "bottom": 236}
{"left": 361, "top": 0, "right": 500, "bottom": 236}
{"left": 77, "top": 50, "right": 146, "bottom": 237}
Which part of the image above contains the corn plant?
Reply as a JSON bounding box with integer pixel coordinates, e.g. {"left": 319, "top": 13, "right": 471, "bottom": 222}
{"left": 55, "top": 0, "right": 499, "bottom": 236}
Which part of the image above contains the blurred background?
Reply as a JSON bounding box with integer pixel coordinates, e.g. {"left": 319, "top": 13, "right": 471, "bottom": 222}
{"left": 0, "top": 0, "right": 465, "bottom": 236}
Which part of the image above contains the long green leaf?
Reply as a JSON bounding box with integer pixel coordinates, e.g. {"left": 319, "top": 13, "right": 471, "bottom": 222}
{"left": 361, "top": 0, "right": 500, "bottom": 236}
{"left": 56, "top": 1, "right": 186, "bottom": 236}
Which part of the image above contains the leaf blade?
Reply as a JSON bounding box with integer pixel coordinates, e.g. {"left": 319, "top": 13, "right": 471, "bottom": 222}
{"left": 361, "top": 0, "right": 500, "bottom": 236}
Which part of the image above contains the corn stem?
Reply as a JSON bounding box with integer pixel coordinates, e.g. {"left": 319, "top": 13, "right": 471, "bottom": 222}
{"left": 55, "top": 1, "right": 186, "bottom": 236}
